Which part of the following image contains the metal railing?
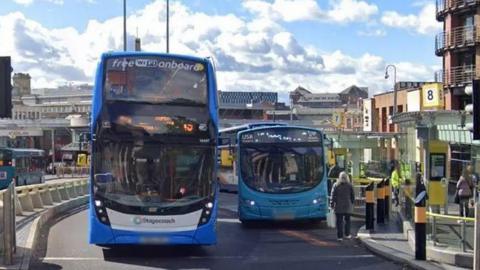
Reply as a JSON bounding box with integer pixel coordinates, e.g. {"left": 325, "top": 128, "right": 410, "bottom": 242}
{"left": 437, "top": 0, "right": 479, "bottom": 16}
{"left": 435, "top": 26, "right": 479, "bottom": 53}
{"left": 55, "top": 166, "right": 90, "bottom": 178}
{"left": 440, "top": 65, "right": 477, "bottom": 86}
{"left": 429, "top": 213, "right": 474, "bottom": 252}
{"left": 399, "top": 183, "right": 474, "bottom": 254}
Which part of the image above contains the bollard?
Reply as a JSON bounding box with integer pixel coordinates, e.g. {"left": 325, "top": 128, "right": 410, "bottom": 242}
{"left": 377, "top": 180, "right": 385, "bottom": 224}
{"left": 365, "top": 182, "right": 375, "bottom": 231}
{"left": 384, "top": 178, "right": 391, "bottom": 221}
{"left": 415, "top": 186, "right": 427, "bottom": 260}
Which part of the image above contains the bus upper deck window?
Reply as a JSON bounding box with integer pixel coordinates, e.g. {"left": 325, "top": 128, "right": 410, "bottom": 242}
{"left": 107, "top": 71, "right": 127, "bottom": 85}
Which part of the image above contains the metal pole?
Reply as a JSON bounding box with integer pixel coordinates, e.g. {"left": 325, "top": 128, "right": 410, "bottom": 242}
{"left": 123, "top": 0, "right": 127, "bottom": 51}
{"left": 166, "top": 0, "right": 169, "bottom": 53}
{"left": 290, "top": 96, "right": 293, "bottom": 122}
{"left": 3, "top": 184, "right": 12, "bottom": 265}
{"left": 385, "top": 65, "right": 398, "bottom": 118}
{"left": 474, "top": 201, "right": 480, "bottom": 270}
{"left": 51, "top": 129, "right": 55, "bottom": 168}
{"left": 393, "top": 67, "right": 397, "bottom": 116}
{"left": 432, "top": 216, "right": 437, "bottom": 246}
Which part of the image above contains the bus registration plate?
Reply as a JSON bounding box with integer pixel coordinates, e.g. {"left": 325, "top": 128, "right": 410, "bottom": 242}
{"left": 273, "top": 211, "right": 294, "bottom": 220}
{"left": 140, "top": 236, "right": 169, "bottom": 244}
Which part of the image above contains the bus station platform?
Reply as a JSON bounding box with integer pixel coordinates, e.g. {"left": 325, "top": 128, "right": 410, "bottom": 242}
{"left": 356, "top": 212, "right": 471, "bottom": 270}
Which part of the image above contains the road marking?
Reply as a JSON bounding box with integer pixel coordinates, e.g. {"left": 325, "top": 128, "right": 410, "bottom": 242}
{"left": 42, "top": 257, "right": 102, "bottom": 261}
{"left": 279, "top": 230, "right": 337, "bottom": 247}
{"left": 217, "top": 218, "right": 241, "bottom": 223}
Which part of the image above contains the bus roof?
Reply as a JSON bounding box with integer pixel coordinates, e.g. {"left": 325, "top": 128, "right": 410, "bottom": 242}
{"left": 219, "top": 122, "right": 287, "bottom": 134}
{"left": 100, "top": 51, "right": 209, "bottom": 64}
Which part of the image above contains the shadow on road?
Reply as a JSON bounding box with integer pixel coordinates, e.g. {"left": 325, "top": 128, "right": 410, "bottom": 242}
{"left": 102, "top": 244, "right": 210, "bottom": 259}
{"left": 239, "top": 219, "right": 328, "bottom": 231}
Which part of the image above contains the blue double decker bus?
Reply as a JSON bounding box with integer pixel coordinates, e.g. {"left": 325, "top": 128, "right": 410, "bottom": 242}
{"left": 89, "top": 52, "right": 219, "bottom": 245}
{"left": 237, "top": 126, "right": 328, "bottom": 223}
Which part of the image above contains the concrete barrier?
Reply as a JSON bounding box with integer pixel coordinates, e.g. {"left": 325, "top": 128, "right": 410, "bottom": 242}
{"left": 57, "top": 184, "right": 69, "bottom": 201}
{"left": 66, "top": 183, "right": 77, "bottom": 199}
{"left": 28, "top": 187, "right": 44, "bottom": 209}
{"left": 0, "top": 178, "right": 88, "bottom": 268}
{"left": 38, "top": 186, "right": 53, "bottom": 206}
{"left": 48, "top": 186, "right": 61, "bottom": 203}
{"left": 16, "top": 189, "right": 34, "bottom": 213}
{"left": 13, "top": 179, "right": 87, "bottom": 217}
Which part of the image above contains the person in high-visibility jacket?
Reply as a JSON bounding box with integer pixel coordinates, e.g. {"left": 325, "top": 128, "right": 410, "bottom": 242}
{"left": 391, "top": 160, "right": 403, "bottom": 207}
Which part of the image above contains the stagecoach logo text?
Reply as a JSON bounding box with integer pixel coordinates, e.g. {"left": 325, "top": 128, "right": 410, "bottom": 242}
{"left": 111, "top": 58, "right": 204, "bottom": 72}
{"left": 132, "top": 216, "right": 176, "bottom": 225}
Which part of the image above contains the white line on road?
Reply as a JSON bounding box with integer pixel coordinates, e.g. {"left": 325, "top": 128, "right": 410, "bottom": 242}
{"left": 217, "top": 218, "right": 241, "bottom": 223}
{"left": 42, "top": 257, "right": 102, "bottom": 261}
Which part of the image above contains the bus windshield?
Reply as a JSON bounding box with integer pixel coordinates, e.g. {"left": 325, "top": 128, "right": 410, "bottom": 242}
{"left": 104, "top": 56, "right": 207, "bottom": 105}
{"left": 93, "top": 140, "right": 214, "bottom": 208}
{"left": 103, "top": 102, "right": 211, "bottom": 137}
{"left": 240, "top": 145, "right": 324, "bottom": 194}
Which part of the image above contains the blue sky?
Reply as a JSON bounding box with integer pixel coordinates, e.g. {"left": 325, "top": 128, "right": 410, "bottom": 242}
{"left": 0, "top": 0, "right": 442, "bottom": 95}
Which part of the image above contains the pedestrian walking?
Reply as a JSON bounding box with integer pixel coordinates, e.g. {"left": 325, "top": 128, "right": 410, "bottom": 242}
{"left": 391, "top": 160, "right": 403, "bottom": 207}
{"left": 456, "top": 165, "right": 474, "bottom": 217}
{"left": 330, "top": 171, "right": 354, "bottom": 241}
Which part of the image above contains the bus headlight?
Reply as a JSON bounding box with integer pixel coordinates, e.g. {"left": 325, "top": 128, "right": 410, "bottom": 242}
{"left": 312, "top": 197, "right": 326, "bottom": 205}
{"left": 244, "top": 199, "right": 255, "bottom": 206}
{"left": 199, "top": 201, "right": 214, "bottom": 226}
{"left": 93, "top": 198, "right": 110, "bottom": 226}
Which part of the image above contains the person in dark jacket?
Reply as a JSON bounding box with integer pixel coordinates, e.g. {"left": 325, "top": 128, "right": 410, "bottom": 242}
{"left": 330, "top": 171, "right": 355, "bottom": 241}
{"left": 457, "top": 165, "right": 474, "bottom": 217}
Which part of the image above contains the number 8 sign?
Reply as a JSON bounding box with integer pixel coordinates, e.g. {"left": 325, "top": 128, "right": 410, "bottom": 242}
{"left": 422, "top": 83, "right": 444, "bottom": 110}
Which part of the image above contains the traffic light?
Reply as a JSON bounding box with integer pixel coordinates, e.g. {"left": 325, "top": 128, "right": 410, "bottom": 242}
{"left": 466, "top": 80, "right": 480, "bottom": 140}
{"left": 0, "top": 57, "right": 12, "bottom": 118}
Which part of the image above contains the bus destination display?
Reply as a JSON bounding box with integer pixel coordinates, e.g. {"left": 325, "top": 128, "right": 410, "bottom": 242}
{"left": 241, "top": 129, "right": 322, "bottom": 144}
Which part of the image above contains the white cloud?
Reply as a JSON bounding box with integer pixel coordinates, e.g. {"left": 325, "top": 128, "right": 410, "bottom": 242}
{"left": 327, "top": 0, "right": 379, "bottom": 24}
{"left": 381, "top": 3, "right": 441, "bottom": 35}
{"left": 12, "top": 0, "right": 33, "bottom": 5}
{"left": 13, "top": 0, "right": 64, "bottom": 5}
{"left": 243, "top": 0, "right": 378, "bottom": 24}
{"left": 0, "top": 0, "right": 437, "bottom": 94}
{"left": 357, "top": 28, "right": 387, "bottom": 37}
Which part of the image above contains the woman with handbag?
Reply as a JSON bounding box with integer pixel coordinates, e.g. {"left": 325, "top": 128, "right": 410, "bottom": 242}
{"left": 456, "top": 166, "right": 474, "bottom": 217}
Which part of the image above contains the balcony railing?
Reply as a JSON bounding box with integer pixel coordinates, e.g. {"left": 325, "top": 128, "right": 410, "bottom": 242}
{"left": 436, "top": 0, "right": 479, "bottom": 18}
{"left": 439, "top": 65, "right": 478, "bottom": 86}
{"left": 435, "top": 25, "right": 479, "bottom": 54}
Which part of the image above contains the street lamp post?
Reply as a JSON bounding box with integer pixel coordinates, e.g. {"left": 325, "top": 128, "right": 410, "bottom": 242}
{"left": 385, "top": 65, "right": 397, "bottom": 116}
{"left": 123, "top": 0, "right": 127, "bottom": 51}
{"left": 166, "top": 0, "right": 170, "bottom": 53}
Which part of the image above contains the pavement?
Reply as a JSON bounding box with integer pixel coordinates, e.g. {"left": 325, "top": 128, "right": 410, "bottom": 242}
{"left": 356, "top": 211, "right": 470, "bottom": 270}
{"left": 28, "top": 192, "right": 412, "bottom": 270}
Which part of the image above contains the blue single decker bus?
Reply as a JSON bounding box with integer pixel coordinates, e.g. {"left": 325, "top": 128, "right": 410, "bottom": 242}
{"left": 0, "top": 148, "right": 45, "bottom": 189}
{"left": 237, "top": 126, "right": 328, "bottom": 223}
{"left": 89, "top": 52, "right": 219, "bottom": 245}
